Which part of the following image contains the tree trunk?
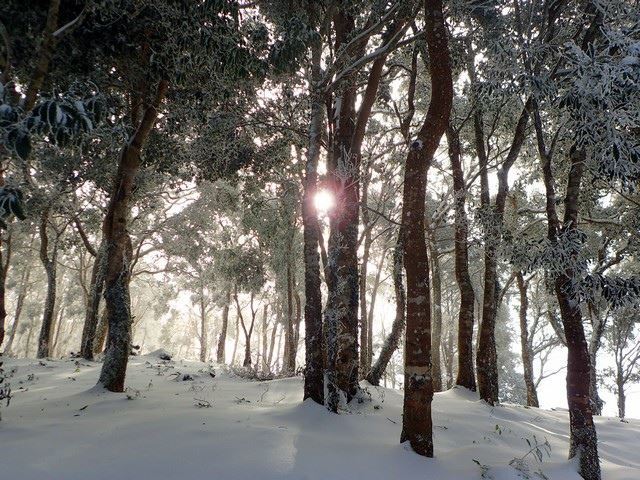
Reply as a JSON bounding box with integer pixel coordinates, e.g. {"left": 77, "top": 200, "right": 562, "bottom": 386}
{"left": 199, "top": 297, "right": 208, "bottom": 363}
{"left": 446, "top": 126, "right": 476, "bottom": 391}
{"left": 80, "top": 240, "right": 106, "bottom": 360}
{"left": 324, "top": 7, "right": 404, "bottom": 410}
{"left": 37, "top": 210, "right": 58, "bottom": 359}
{"left": 539, "top": 138, "right": 600, "bottom": 479}
{"left": 366, "top": 230, "right": 405, "bottom": 386}
{"left": 98, "top": 79, "right": 168, "bottom": 392}
{"left": 399, "top": 0, "right": 452, "bottom": 457}
{"left": 4, "top": 255, "right": 32, "bottom": 355}
{"left": 587, "top": 304, "right": 605, "bottom": 415}
{"left": 516, "top": 272, "right": 539, "bottom": 407}
{"left": 0, "top": 231, "right": 11, "bottom": 349}
{"left": 261, "top": 304, "right": 269, "bottom": 372}
{"left": 283, "top": 263, "right": 296, "bottom": 374}
{"left": 93, "top": 306, "right": 108, "bottom": 356}
{"left": 359, "top": 161, "right": 373, "bottom": 374}
{"left": 430, "top": 245, "right": 443, "bottom": 392}
{"left": 616, "top": 376, "right": 625, "bottom": 420}
{"left": 216, "top": 289, "right": 231, "bottom": 364}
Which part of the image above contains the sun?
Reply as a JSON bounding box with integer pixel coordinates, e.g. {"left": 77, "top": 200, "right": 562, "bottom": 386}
{"left": 314, "top": 189, "right": 335, "bottom": 214}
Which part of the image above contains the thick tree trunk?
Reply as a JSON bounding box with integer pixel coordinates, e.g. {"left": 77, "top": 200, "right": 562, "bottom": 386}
{"left": 216, "top": 289, "right": 231, "bottom": 364}
{"left": 446, "top": 126, "right": 476, "bottom": 391}
{"left": 80, "top": 240, "right": 106, "bottom": 360}
{"left": 430, "top": 245, "right": 443, "bottom": 392}
{"left": 366, "top": 230, "right": 405, "bottom": 386}
{"left": 98, "top": 80, "right": 168, "bottom": 392}
{"left": 516, "top": 272, "right": 539, "bottom": 407}
{"left": 324, "top": 7, "right": 404, "bottom": 410}
{"left": 400, "top": 0, "right": 452, "bottom": 457}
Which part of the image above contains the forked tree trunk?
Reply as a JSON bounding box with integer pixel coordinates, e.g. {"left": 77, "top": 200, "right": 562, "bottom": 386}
{"left": 446, "top": 126, "right": 476, "bottom": 391}
{"left": 538, "top": 119, "right": 600, "bottom": 478}
{"left": 516, "top": 272, "right": 539, "bottom": 407}
{"left": 216, "top": 289, "right": 231, "bottom": 364}
{"left": 366, "top": 230, "right": 405, "bottom": 386}
{"left": 80, "top": 240, "right": 106, "bottom": 360}
{"left": 324, "top": 10, "right": 408, "bottom": 411}
{"left": 399, "top": 0, "right": 452, "bottom": 457}
{"left": 98, "top": 79, "right": 168, "bottom": 392}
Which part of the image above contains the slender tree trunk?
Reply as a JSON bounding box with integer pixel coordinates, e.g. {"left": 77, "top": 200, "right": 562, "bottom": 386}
{"left": 80, "top": 240, "right": 106, "bottom": 360}
{"left": 447, "top": 126, "right": 476, "bottom": 391}
{"left": 359, "top": 162, "right": 372, "bottom": 374}
{"left": 261, "top": 304, "right": 269, "bottom": 372}
{"left": 430, "top": 246, "right": 443, "bottom": 392}
{"left": 98, "top": 79, "right": 168, "bottom": 392}
{"left": 516, "top": 272, "right": 539, "bottom": 407}
{"left": 4, "top": 256, "right": 32, "bottom": 355}
{"left": 268, "top": 316, "right": 278, "bottom": 371}
{"left": 399, "top": 0, "right": 452, "bottom": 457}
{"left": 616, "top": 376, "right": 625, "bottom": 420}
{"left": 216, "top": 289, "right": 231, "bottom": 364}
{"left": 37, "top": 210, "right": 58, "bottom": 359}
{"left": 0, "top": 231, "right": 11, "bottom": 349}
{"left": 283, "top": 263, "right": 296, "bottom": 373}
{"left": 366, "top": 230, "right": 405, "bottom": 386}
{"left": 587, "top": 305, "right": 605, "bottom": 415}
{"left": 232, "top": 309, "right": 239, "bottom": 366}
{"left": 199, "top": 293, "right": 208, "bottom": 363}
{"left": 539, "top": 138, "right": 600, "bottom": 479}
{"left": 93, "top": 306, "right": 108, "bottom": 356}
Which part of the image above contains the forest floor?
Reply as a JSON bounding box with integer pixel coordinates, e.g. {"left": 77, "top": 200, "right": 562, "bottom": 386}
{"left": 0, "top": 352, "right": 638, "bottom": 480}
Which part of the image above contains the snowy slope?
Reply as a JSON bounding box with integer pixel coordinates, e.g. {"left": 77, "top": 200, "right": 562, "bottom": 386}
{"left": 0, "top": 354, "right": 638, "bottom": 480}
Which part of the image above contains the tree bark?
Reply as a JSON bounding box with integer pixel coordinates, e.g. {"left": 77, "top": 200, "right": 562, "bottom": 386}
{"left": 539, "top": 136, "right": 600, "bottom": 478}
{"left": 0, "top": 231, "right": 11, "bottom": 350}
{"left": 359, "top": 163, "right": 372, "bottom": 374}
{"left": 98, "top": 79, "right": 168, "bottom": 392}
{"left": 37, "top": 209, "right": 58, "bottom": 359}
{"left": 93, "top": 306, "right": 108, "bottom": 356}
{"left": 399, "top": 0, "right": 452, "bottom": 457}
{"left": 430, "top": 244, "right": 443, "bottom": 392}
{"left": 283, "top": 263, "right": 296, "bottom": 373}
{"left": 366, "top": 230, "right": 404, "bottom": 386}
{"left": 516, "top": 272, "right": 539, "bottom": 407}
{"left": 324, "top": 9, "right": 407, "bottom": 411}
{"left": 446, "top": 126, "right": 476, "bottom": 391}
{"left": 4, "top": 251, "right": 32, "bottom": 355}
{"left": 199, "top": 285, "right": 208, "bottom": 363}
{"left": 216, "top": 289, "right": 231, "bottom": 364}
{"left": 80, "top": 240, "right": 106, "bottom": 360}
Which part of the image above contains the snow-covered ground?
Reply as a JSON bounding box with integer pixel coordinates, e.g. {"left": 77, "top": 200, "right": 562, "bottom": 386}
{"left": 1, "top": 353, "right": 638, "bottom": 480}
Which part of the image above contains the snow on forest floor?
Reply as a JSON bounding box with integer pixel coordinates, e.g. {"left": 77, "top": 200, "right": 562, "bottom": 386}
{"left": 1, "top": 352, "right": 638, "bottom": 480}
